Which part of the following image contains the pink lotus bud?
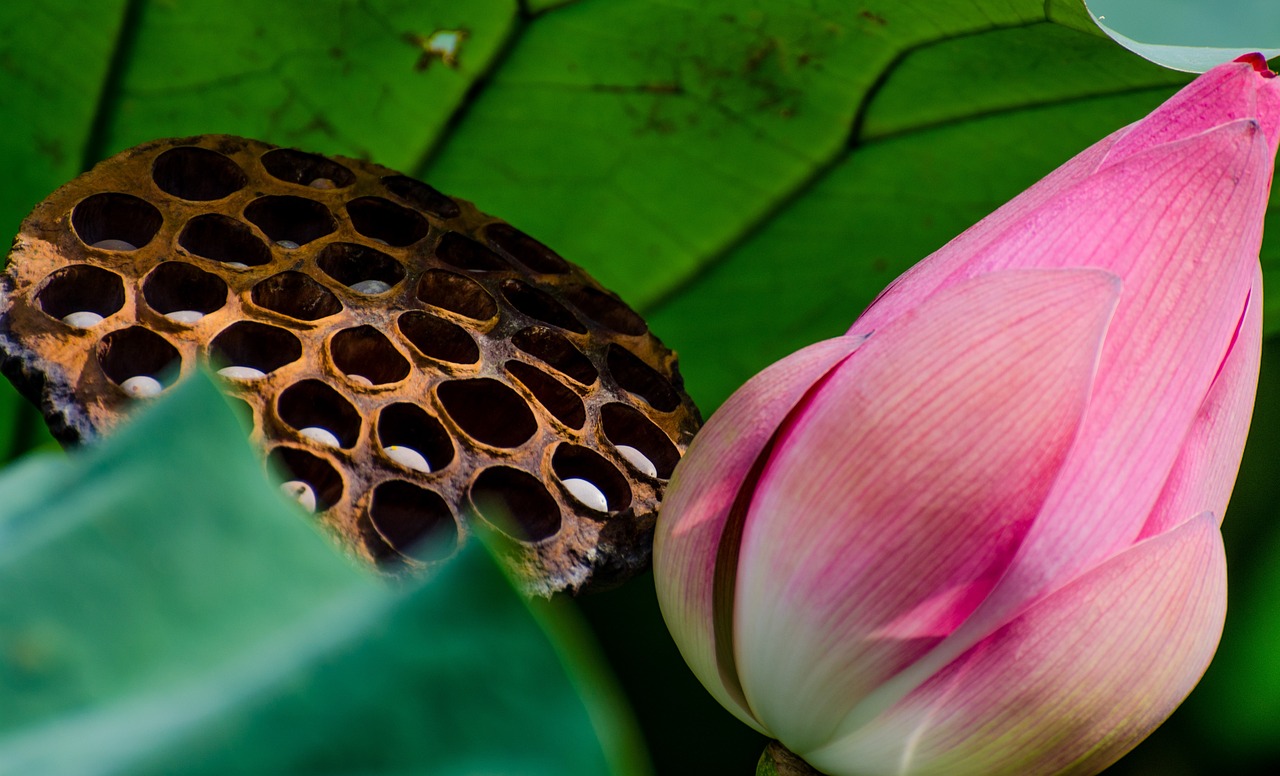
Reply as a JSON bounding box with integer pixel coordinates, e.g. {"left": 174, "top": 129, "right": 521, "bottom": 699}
{"left": 654, "top": 55, "right": 1278, "bottom": 776}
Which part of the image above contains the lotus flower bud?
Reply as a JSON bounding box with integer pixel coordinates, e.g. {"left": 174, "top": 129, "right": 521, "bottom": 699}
{"left": 655, "top": 55, "right": 1279, "bottom": 776}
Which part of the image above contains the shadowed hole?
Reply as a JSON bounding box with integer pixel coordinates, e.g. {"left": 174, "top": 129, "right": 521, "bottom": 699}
{"left": 562, "top": 285, "right": 647, "bottom": 336}
{"left": 179, "top": 214, "right": 271, "bottom": 266}
{"left": 500, "top": 279, "right": 586, "bottom": 333}
{"left": 511, "top": 326, "right": 596, "bottom": 384}
{"left": 471, "top": 466, "right": 561, "bottom": 542}
{"left": 316, "top": 242, "right": 405, "bottom": 290}
{"left": 244, "top": 195, "right": 336, "bottom": 245}
{"left": 252, "top": 272, "right": 343, "bottom": 321}
{"left": 437, "top": 232, "right": 510, "bottom": 271}
{"left": 552, "top": 443, "right": 631, "bottom": 512}
{"left": 277, "top": 380, "right": 361, "bottom": 449}
{"left": 38, "top": 265, "right": 125, "bottom": 320}
{"left": 268, "top": 446, "right": 343, "bottom": 510}
{"left": 72, "top": 193, "right": 162, "bottom": 249}
{"left": 485, "top": 222, "right": 569, "bottom": 274}
{"left": 209, "top": 321, "right": 302, "bottom": 374}
{"left": 602, "top": 403, "right": 679, "bottom": 478}
{"left": 378, "top": 403, "right": 454, "bottom": 472}
{"left": 398, "top": 311, "right": 479, "bottom": 364}
{"left": 382, "top": 175, "right": 460, "bottom": 219}
{"left": 152, "top": 147, "right": 247, "bottom": 201}
{"left": 260, "top": 148, "right": 355, "bottom": 188}
{"left": 369, "top": 481, "right": 458, "bottom": 561}
{"left": 330, "top": 326, "right": 410, "bottom": 385}
{"left": 142, "top": 262, "right": 227, "bottom": 315}
{"left": 437, "top": 378, "right": 536, "bottom": 448}
{"left": 96, "top": 327, "right": 180, "bottom": 387}
{"left": 416, "top": 270, "right": 496, "bottom": 320}
{"left": 607, "top": 344, "right": 680, "bottom": 411}
{"left": 347, "top": 196, "right": 429, "bottom": 247}
{"left": 506, "top": 360, "right": 585, "bottom": 430}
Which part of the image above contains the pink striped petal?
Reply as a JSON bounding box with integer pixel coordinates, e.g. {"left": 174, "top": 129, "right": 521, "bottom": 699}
{"left": 653, "top": 336, "right": 866, "bottom": 732}
{"left": 851, "top": 125, "right": 1126, "bottom": 333}
{"left": 855, "top": 57, "right": 1279, "bottom": 336}
{"left": 806, "top": 512, "right": 1226, "bottom": 776}
{"left": 941, "top": 119, "right": 1268, "bottom": 637}
{"left": 1141, "top": 264, "right": 1262, "bottom": 538}
{"left": 732, "top": 268, "right": 1119, "bottom": 751}
{"left": 1099, "top": 55, "right": 1280, "bottom": 165}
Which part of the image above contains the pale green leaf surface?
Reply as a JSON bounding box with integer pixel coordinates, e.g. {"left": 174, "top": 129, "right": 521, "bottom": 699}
{"left": 1086, "top": 0, "right": 1280, "bottom": 72}
{"left": 0, "top": 374, "right": 642, "bottom": 776}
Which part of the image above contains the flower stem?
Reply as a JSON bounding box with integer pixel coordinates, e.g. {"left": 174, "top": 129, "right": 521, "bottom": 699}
{"left": 756, "top": 741, "right": 824, "bottom": 775}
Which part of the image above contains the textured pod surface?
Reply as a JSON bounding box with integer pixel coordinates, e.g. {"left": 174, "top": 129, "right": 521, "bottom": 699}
{"left": 0, "top": 135, "right": 701, "bottom": 596}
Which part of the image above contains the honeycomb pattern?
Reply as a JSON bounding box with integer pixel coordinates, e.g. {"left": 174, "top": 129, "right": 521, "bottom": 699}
{"left": 0, "top": 135, "right": 701, "bottom": 596}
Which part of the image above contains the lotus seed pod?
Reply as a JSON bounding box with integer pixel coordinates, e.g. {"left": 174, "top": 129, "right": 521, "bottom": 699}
{"left": 0, "top": 134, "right": 702, "bottom": 596}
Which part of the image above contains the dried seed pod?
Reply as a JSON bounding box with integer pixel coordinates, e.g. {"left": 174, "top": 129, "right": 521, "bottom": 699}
{"left": 0, "top": 135, "right": 702, "bottom": 596}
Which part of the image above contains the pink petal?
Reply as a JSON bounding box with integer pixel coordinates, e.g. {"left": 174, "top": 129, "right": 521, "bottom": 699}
{"left": 806, "top": 513, "right": 1226, "bottom": 776}
{"left": 732, "top": 268, "right": 1119, "bottom": 751}
{"left": 943, "top": 118, "right": 1268, "bottom": 634}
{"left": 1141, "top": 264, "right": 1262, "bottom": 538}
{"left": 854, "top": 58, "right": 1279, "bottom": 335}
{"left": 851, "top": 125, "right": 1126, "bottom": 333}
{"left": 653, "top": 336, "right": 866, "bottom": 732}
{"left": 1099, "top": 56, "right": 1280, "bottom": 165}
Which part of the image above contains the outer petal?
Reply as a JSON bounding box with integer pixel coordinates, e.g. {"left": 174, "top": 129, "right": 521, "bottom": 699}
{"left": 653, "top": 336, "right": 865, "bottom": 732}
{"left": 733, "top": 268, "right": 1119, "bottom": 751}
{"left": 1141, "top": 263, "right": 1262, "bottom": 538}
{"left": 940, "top": 119, "right": 1267, "bottom": 628}
{"left": 855, "top": 58, "right": 1280, "bottom": 335}
{"left": 1099, "top": 56, "right": 1280, "bottom": 165}
{"left": 807, "top": 512, "right": 1226, "bottom": 776}
{"left": 850, "top": 125, "right": 1126, "bottom": 332}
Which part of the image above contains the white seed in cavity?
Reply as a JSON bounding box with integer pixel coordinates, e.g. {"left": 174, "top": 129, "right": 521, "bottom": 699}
{"left": 385, "top": 445, "right": 431, "bottom": 473}
{"left": 351, "top": 279, "right": 392, "bottom": 294}
{"left": 372, "top": 238, "right": 391, "bottom": 246}
{"left": 280, "top": 480, "right": 317, "bottom": 513}
{"left": 616, "top": 444, "right": 658, "bottom": 478}
{"left": 61, "top": 311, "right": 104, "bottom": 328}
{"left": 348, "top": 374, "right": 374, "bottom": 387}
{"left": 225, "top": 261, "right": 250, "bottom": 270}
{"left": 299, "top": 426, "right": 341, "bottom": 448}
{"left": 563, "top": 477, "right": 609, "bottom": 513}
{"left": 275, "top": 239, "right": 300, "bottom": 249}
{"left": 164, "top": 309, "right": 205, "bottom": 324}
{"left": 91, "top": 239, "right": 137, "bottom": 251}
{"left": 309, "top": 177, "right": 336, "bottom": 190}
{"left": 217, "top": 365, "right": 266, "bottom": 380}
{"left": 121, "top": 375, "right": 163, "bottom": 398}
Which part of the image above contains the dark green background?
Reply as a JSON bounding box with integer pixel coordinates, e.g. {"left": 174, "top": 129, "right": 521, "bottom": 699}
{"left": 2, "top": 1, "right": 1279, "bottom": 773}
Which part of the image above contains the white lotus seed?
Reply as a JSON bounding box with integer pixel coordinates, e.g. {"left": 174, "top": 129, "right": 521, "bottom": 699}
{"left": 217, "top": 365, "right": 266, "bottom": 380}
{"left": 120, "top": 375, "right": 163, "bottom": 398}
{"left": 309, "top": 177, "right": 336, "bottom": 189}
{"left": 385, "top": 445, "right": 431, "bottom": 473}
{"left": 350, "top": 279, "right": 392, "bottom": 294}
{"left": 563, "top": 477, "right": 609, "bottom": 513}
{"left": 348, "top": 374, "right": 374, "bottom": 387}
{"left": 616, "top": 444, "right": 658, "bottom": 478}
{"left": 372, "top": 238, "right": 391, "bottom": 246}
{"left": 275, "top": 239, "right": 300, "bottom": 249}
{"left": 91, "top": 239, "right": 137, "bottom": 251}
{"left": 164, "top": 309, "right": 205, "bottom": 324}
{"left": 61, "top": 311, "right": 104, "bottom": 328}
{"left": 280, "top": 480, "right": 317, "bottom": 513}
{"left": 224, "top": 261, "right": 250, "bottom": 270}
{"left": 299, "top": 426, "right": 341, "bottom": 448}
